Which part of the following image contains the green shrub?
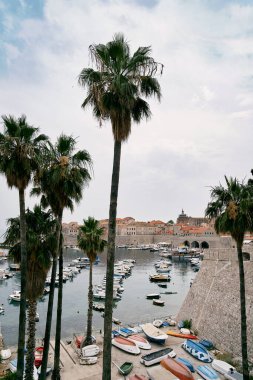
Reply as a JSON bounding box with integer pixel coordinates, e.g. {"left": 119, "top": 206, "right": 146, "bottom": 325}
{"left": 182, "top": 319, "right": 192, "bottom": 329}
{"left": 1, "top": 372, "right": 16, "bottom": 380}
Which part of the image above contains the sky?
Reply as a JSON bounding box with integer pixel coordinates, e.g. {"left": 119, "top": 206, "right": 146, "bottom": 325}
{"left": 0, "top": 0, "right": 253, "bottom": 233}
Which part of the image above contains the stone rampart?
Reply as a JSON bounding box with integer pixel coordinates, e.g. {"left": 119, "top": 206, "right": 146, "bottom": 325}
{"left": 177, "top": 248, "right": 253, "bottom": 361}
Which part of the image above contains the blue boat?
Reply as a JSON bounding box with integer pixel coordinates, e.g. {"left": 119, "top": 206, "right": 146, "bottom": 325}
{"left": 176, "top": 357, "right": 195, "bottom": 372}
{"left": 182, "top": 340, "right": 212, "bottom": 363}
{"left": 178, "top": 320, "right": 184, "bottom": 328}
{"left": 199, "top": 339, "right": 214, "bottom": 350}
{"left": 197, "top": 365, "right": 220, "bottom": 380}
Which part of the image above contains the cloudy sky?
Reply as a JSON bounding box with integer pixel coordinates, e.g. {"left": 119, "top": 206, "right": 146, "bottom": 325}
{"left": 0, "top": 0, "right": 253, "bottom": 233}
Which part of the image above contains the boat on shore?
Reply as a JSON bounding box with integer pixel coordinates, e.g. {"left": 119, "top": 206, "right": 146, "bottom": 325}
{"left": 82, "top": 344, "right": 100, "bottom": 357}
{"left": 212, "top": 360, "right": 235, "bottom": 376}
{"left": 147, "top": 357, "right": 194, "bottom": 380}
{"left": 127, "top": 335, "right": 151, "bottom": 350}
{"left": 182, "top": 340, "right": 212, "bottom": 363}
{"left": 167, "top": 330, "right": 198, "bottom": 339}
{"left": 140, "top": 348, "right": 176, "bottom": 366}
{"left": 176, "top": 357, "right": 195, "bottom": 372}
{"left": 112, "top": 336, "right": 140, "bottom": 355}
{"left": 141, "top": 323, "right": 168, "bottom": 344}
{"left": 197, "top": 365, "right": 221, "bottom": 380}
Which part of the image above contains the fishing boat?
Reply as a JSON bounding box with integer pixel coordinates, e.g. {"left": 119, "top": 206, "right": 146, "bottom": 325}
{"left": 140, "top": 348, "right": 176, "bottom": 366}
{"left": 212, "top": 360, "right": 235, "bottom": 376}
{"left": 200, "top": 339, "right": 214, "bottom": 350}
{"left": 112, "top": 336, "right": 140, "bottom": 355}
{"left": 148, "top": 357, "right": 195, "bottom": 380}
{"left": 82, "top": 344, "right": 100, "bottom": 357}
{"left": 79, "top": 356, "right": 98, "bottom": 365}
{"left": 34, "top": 346, "right": 44, "bottom": 367}
{"left": 182, "top": 340, "right": 212, "bottom": 363}
{"left": 176, "top": 357, "right": 195, "bottom": 372}
{"left": 153, "top": 299, "right": 165, "bottom": 306}
{"left": 146, "top": 293, "right": 160, "bottom": 299}
{"left": 127, "top": 335, "right": 151, "bottom": 350}
{"left": 197, "top": 365, "right": 221, "bottom": 380}
{"left": 149, "top": 274, "right": 171, "bottom": 282}
{"left": 141, "top": 323, "right": 168, "bottom": 344}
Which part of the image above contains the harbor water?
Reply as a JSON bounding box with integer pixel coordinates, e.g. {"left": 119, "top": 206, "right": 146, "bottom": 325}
{"left": 0, "top": 248, "right": 197, "bottom": 346}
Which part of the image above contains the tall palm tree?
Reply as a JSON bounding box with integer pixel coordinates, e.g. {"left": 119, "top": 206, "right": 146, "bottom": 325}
{"left": 4, "top": 206, "right": 57, "bottom": 380}
{"left": 78, "top": 33, "right": 162, "bottom": 379}
{"left": 77, "top": 217, "right": 107, "bottom": 346}
{"left": 0, "top": 115, "right": 48, "bottom": 380}
{"left": 205, "top": 176, "right": 253, "bottom": 380}
{"left": 33, "top": 135, "right": 92, "bottom": 380}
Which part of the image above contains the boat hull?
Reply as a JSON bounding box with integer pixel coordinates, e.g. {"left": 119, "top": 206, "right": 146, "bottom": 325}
{"left": 112, "top": 337, "right": 140, "bottom": 355}
{"left": 167, "top": 330, "right": 198, "bottom": 339}
{"left": 141, "top": 323, "right": 168, "bottom": 345}
{"left": 140, "top": 348, "right": 176, "bottom": 366}
{"left": 182, "top": 340, "right": 212, "bottom": 363}
{"left": 197, "top": 365, "right": 220, "bottom": 380}
{"left": 176, "top": 357, "right": 195, "bottom": 372}
{"left": 160, "top": 357, "right": 194, "bottom": 380}
{"left": 127, "top": 335, "right": 151, "bottom": 350}
{"left": 212, "top": 360, "right": 235, "bottom": 375}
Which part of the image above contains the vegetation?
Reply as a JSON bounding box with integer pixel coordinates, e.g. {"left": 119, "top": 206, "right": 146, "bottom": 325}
{"left": 0, "top": 115, "right": 48, "bottom": 380}
{"left": 206, "top": 176, "right": 253, "bottom": 380}
{"left": 77, "top": 217, "right": 107, "bottom": 346}
{"left": 79, "top": 33, "right": 162, "bottom": 379}
{"left": 182, "top": 319, "right": 192, "bottom": 329}
{"left": 1, "top": 372, "right": 17, "bottom": 380}
{"left": 4, "top": 206, "right": 56, "bottom": 380}
{"left": 33, "top": 134, "right": 92, "bottom": 380}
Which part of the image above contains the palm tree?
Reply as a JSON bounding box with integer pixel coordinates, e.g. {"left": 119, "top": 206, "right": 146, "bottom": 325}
{"left": 77, "top": 217, "right": 107, "bottom": 346}
{"left": 4, "top": 206, "right": 57, "bottom": 380}
{"left": 205, "top": 176, "right": 253, "bottom": 380}
{"left": 78, "top": 33, "right": 162, "bottom": 379}
{"left": 33, "top": 134, "right": 92, "bottom": 380}
{"left": 0, "top": 115, "right": 48, "bottom": 380}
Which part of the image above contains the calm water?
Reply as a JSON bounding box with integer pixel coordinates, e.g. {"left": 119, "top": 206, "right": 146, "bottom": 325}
{"left": 0, "top": 249, "right": 197, "bottom": 346}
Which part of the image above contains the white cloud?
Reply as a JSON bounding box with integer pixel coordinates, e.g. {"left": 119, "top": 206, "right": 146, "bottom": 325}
{"left": 0, "top": 0, "right": 253, "bottom": 230}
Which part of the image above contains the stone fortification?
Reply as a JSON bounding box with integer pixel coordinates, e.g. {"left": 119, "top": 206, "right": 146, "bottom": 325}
{"left": 177, "top": 248, "right": 253, "bottom": 361}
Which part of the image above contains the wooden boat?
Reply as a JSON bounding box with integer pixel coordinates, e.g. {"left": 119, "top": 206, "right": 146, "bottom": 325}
{"left": 140, "top": 348, "right": 176, "bottom": 366}
{"left": 153, "top": 299, "right": 165, "bottom": 306}
{"left": 127, "top": 334, "right": 151, "bottom": 350}
{"left": 79, "top": 356, "right": 98, "bottom": 365}
{"left": 182, "top": 340, "right": 212, "bottom": 363}
{"left": 118, "top": 361, "right": 134, "bottom": 375}
{"left": 176, "top": 357, "right": 195, "bottom": 372}
{"left": 147, "top": 357, "right": 194, "bottom": 380}
{"left": 167, "top": 330, "right": 198, "bottom": 339}
{"left": 146, "top": 293, "right": 160, "bottom": 299}
{"left": 112, "top": 336, "right": 140, "bottom": 355}
{"left": 82, "top": 344, "right": 100, "bottom": 357}
{"left": 212, "top": 360, "right": 235, "bottom": 376}
{"left": 141, "top": 323, "right": 168, "bottom": 344}
{"left": 34, "top": 346, "right": 44, "bottom": 367}
{"left": 197, "top": 365, "right": 221, "bottom": 380}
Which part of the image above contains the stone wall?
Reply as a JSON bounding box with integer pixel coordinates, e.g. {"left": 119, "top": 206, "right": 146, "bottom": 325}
{"left": 177, "top": 248, "right": 253, "bottom": 361}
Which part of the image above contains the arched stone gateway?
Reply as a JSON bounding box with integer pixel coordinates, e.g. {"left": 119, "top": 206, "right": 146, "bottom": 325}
{"left": 191, "top": 241, "right": 199, "bottom": 248}
{"left": 184, "top": 240, "right": 190, "bottom": 247}
{"left": 201, "top": 241, "right": 209, "bottom": 249}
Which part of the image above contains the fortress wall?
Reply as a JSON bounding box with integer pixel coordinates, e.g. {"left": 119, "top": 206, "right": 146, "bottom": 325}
{"left": 177, "top": 248, "right": 253, "bottom": 360}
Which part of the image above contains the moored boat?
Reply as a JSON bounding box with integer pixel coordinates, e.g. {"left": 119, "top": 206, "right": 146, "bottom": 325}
{"left": 140, "top": 348, "right": 176, "bottom": 366}
{"left": 127, "top": 335, "right": 151, "bottom": 350}
{"left": 149, "top": 274, "right": 171, "bottom": 282}
{"left": 146, "top": 293, "right": 160, "bottom": 299}
{"left": 166, "top": 330, "right": 198, "bottom": 339}
{"left": 153, "top": 319, "right": 163, "bottom": 328}
{"left": 112, "top": 336, "right": 140, "bottom": 355}
{"left": 182, "top": 340, "right": 212, "bottom": 363}
{"left": 153, "top": 299, "right": 164, "bottom": 306}
{"left": 197, "top": 365, "right": 221, "bottom": 380}
{"left": 141, "top": 323, "right": 168, "bottom": 344}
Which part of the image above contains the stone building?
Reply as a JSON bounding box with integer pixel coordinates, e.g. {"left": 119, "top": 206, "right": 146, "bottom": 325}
{"left": 177, "top": 209, "right": 210, "bottom": 226}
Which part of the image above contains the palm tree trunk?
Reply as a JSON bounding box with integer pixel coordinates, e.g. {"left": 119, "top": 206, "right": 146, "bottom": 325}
{"left": 237, "top": 242, "right": 249, "bottom": 380}
{"left": 84, "top": 261, "right": 93, "bottom": 346}
{"left": 17, "top": 188, "right": 27, "bottom": 380}
{"left": 39, "top": 216, "right": 62, "bottom": 380}
{"left": 52, "top": 215, "right": 63, "bottom": 380}
{"left": 102, "top": 140, "right": 121, "bottom": 380}
{"left": 25, "top": 299, "right": 37, "bottom": 380}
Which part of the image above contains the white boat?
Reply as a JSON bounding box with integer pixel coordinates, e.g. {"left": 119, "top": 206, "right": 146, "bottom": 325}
{"left": 0, "top": 305, "right": 4, "bottom": 315}
{"left": 112, "top": 336, "right": 140, "bottom": 355}
{"left": 79, "top": 356, "right": 98, "bottom": 365}
{"left": 212, "top": 360, "right": 235, "bottom": 375}
{"left": 153, "top": 320, "right": 163, "bottom": 328}
{"left": 180, "top": 328, "right": 191, "bottom": 334}
{"left": 9, "top": 290, "right": 21, "bottom": 302}
{"left": 140, "top": 347, "right": 176, "bottom": 366}
{"left": 0, "top": 349, "right": 11, "bottom": 359}
{"left": 127, "top": 335, "right": 151, "bottom": 350}
{"left": 140, "top": 323, "right": 168, "bottom": 344}
{"left": 197, "top": 365, "right": 221, "bottom": 380}
{"left": 81, "top": 344, "right": 100, "bottom": 357}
